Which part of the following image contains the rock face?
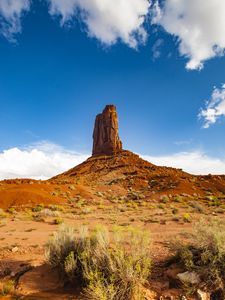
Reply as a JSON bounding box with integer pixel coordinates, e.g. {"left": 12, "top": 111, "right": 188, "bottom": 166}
{"left": 92, "top": 105, "right": 123, "bottom": 156}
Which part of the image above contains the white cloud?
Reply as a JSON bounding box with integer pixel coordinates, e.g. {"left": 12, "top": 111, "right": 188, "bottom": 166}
{"left": 142, "top": 151, "right": 225, "bottom": 175}
{"left": 199, "top": 84, "right": 225, "bottom": 128}
{"left": 0, "top": 141, "right": 89, "bottom": 180}
{"left": 0, "top": 0, "right": 30, "bottom": 41}
{"left": 0, "top": 141, "right": 225, "bottom": 180}
{"left": 152, "top": 38, "right": 163, "bottom": 60}
{"left": 48, "top": 0, "right": 150, "bottom": 48}
{"left": 152, "top": 0, "right": 225, "bottom": 70}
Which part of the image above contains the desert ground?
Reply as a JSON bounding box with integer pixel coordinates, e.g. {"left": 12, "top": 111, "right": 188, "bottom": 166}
{"left": 1, "top": 107, "right": 225, "bottom": 299}
{"left": 1, "top": 151, "right": 225, "bottom": 299}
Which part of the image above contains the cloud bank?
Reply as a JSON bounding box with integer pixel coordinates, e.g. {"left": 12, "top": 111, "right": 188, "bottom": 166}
{"left": 142, "top": 151, "right": 225, "bottom": 175}
{"left": 48, "top": 0, "right": 150, "bottom": 48}
{"left": 0, "top": 0, "right": 30, "bottom": 40}
{"left": 199, "top": 84, "right": 225, "bottom": 128}
{"left": 153, "top": 0, "right": 225, "bottom": 70}
{"left": 0, "top": 141, "right": 88, "bottom": 180}
{"left": 0, "top": 141, "right": 225, "bottom": 180}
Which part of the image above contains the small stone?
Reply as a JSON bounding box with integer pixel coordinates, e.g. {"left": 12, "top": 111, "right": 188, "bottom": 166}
{"left": 177, "top": 271, "right": 200, "bottom": 285}
{"left": 197, "top": 289, "right": 210, "bottom": 300}
{"left": 160, "top": 219, "right": 167, "bottom": 225}
{"left": 11, "top": 246, "right": 19, "bottom": 253}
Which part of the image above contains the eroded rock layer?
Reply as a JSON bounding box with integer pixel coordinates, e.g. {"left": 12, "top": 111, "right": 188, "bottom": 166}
{"left": 92, "top": 105, "right": 122, "bottom": 156}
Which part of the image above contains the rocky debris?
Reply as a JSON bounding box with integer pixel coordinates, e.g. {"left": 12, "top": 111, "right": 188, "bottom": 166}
{"left": 11, "top": 246, "right": 19, "bottom": 253}
{"left": 177, "top": 271, "right": 200, "bottom": 285}
{"left": 197, "top": 289, "right": 210, "bottom": 300}
{"left": 92, "top": 105, "right": 122, "bottom": 156}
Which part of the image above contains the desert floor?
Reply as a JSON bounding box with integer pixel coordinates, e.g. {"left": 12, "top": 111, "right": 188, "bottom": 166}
{"left": 0, "top": 193, "right": 224, "bottom": 299}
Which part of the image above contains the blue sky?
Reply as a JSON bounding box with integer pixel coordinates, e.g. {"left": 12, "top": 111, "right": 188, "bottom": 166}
{"left": 0, "top": 0, "right": 225, "bottom": 179}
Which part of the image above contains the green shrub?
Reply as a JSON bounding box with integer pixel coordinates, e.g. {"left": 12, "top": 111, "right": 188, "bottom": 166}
{"left": 46, "top": 225, "right": 151, "bottom": 300}
{"left": 183, "top": 213, "right": 191, "bottom": 223}
{"left": 188, "top": 202, "right": 204, "bottom": 213}
{"left": 32, "top": 204, "right": 44, "bottom": 212}
{"left": 7, "top": 207, "right": 16, "bottom": 214}
{"left": 160, "top": 195, "right": 169, "bottom": 203}
{"left": 172, "top": 208, "right": 179, "bottom": 215}
{"left": 53, "top": 217, "right": 64, "bottom": 225}
{"left": 0, "top": 280, "right": 14, "bottom": 296}
{"left": 174, "top": 218, "right": 225, "bottom": 292}
{"left": 48, "top": 204, "right": 64, "bottom": 212}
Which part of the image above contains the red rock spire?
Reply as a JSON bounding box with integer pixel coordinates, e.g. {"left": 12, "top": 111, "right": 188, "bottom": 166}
{"left": 92, "top": 105, "right": 123, "bottom": 156}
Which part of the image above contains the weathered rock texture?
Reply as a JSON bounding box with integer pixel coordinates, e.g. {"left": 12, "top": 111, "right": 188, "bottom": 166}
{"left": 92, "top": 105, "right": 123, "bottom": 156}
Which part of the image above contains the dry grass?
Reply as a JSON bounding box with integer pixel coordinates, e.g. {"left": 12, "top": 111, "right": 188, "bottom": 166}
{"left": 174, "top": 218, "right": 225, "bottom": 293}
{"left": 46, "top": 225, "right": 151, "bottom": 300}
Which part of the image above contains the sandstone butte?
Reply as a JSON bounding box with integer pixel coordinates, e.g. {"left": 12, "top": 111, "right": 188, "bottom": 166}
{"left": 0, "top": 104, "right": 225, "bottom": 210}
{"left": 92, "top": 104, "right": 123, "bottom": 156}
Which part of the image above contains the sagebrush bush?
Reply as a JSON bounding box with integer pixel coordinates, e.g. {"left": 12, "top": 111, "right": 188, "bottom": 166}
{"left": 0, "top": 280, "right": 14, "bottom": 296}
{"left": 174, "top": 218, "right": 225, "bottom": 292}
{"left": 46, "top": 225, "right": 151, "bottom": 300}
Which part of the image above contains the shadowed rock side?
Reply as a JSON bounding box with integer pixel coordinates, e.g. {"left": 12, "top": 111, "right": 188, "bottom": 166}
{"left": 92, "top": 105, "right": 122, "bottom": 156}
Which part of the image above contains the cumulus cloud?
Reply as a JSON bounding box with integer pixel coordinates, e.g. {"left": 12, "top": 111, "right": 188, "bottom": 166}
{"left": 48, "top": 0, "right": 150, "bottom": 47}
{"left": 142, "top": 151, "right": 225, "bottom": 175}
{"left": 0, "top": 141, "right": 225, "bottom": 180}
{"left": 199, "top": 84, "right": 225, "bottom": 128}
{"left": 0, "top": 141, "right": 89, "bottom": 180}
{"left": 0, "top": 0, "right": 30, "bottom": 41}
{"left": 152, "top": 0, "right": 225, "bottom": 70}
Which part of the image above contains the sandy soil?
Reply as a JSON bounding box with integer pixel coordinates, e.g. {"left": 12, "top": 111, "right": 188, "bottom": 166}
{"left": 1, "top": 152, "right": 225, "bottom": 299}
{"left": 0, "top": 196, "right": 223, "bottom": 299}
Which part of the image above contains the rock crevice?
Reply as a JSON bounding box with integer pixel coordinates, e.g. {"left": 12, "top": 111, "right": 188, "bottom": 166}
{"left": 92, "top": 105, "right": 123, "bottom": 156}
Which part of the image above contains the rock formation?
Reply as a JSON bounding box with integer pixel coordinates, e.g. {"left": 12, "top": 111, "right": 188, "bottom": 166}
{"left": 92, "top": 105, "right": 123, "bottom": 156}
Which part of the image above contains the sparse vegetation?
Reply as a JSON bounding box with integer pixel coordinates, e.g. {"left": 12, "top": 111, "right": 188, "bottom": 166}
{"left": 46, "top": 225, "right": 151, "bottom": 300}
{"left": 0, "top": 209, "right": 8, "bottom": 219}
{"left": 53, "top": 217, "right": 64, "bottom": 225}
{"left": 174, "top": 218, "right": 225, "bottom": 293}
{"left": 39, "top": 208, "right": 61, "bottom": 217}
{"left": 48, "top": 204, "right": 64, "bottom": 212}
{"left": 0, "top": 280, "right": 14, "bottom": 296}
{"left": 7, "top": 207, "right": 16, "bottom": 214}
{"left": 183, "top": 213, "right": 191, "bottom": 223}
{"left": 32, "top": 204, "right": 44, "bottom": 212}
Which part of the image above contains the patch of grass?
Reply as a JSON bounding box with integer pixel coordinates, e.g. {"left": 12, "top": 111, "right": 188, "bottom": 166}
{"left": 0, "top": 280, "right": 14, "bottom": 296}
{"left": 158, "top": 204, "right": 165, "bottom": 210}
{"left": 81, "top": 207, "right": 92, "bottom": 215}
{"left": 214, "top": 208, "right": 225, "bottom": 214}
{"left": 53, "top": 217, "right": 64, "bottom": 225}
{"left": 38, "top": 208, "right": 61, "bottom": 217}
{"left": 32, "top": 204, "right": 44, "bottom": 212}
{"left": 188, "top": 202, "right": 204, "bottom": 213}
{"left": 7, "top": 207, "right": 16, "bottom": 214}
{"left": 46, "top": 225, "right": 151, "bottom": 300}
{"left": 160, "top": 195, "right": 169, "bottom": 203}
{"left": 172, "top": 208, "right": 179, "bottom": 215}
{"left": 173, "top": 195, "right": 183, "bottom": 203}
{"left": 48, "top": 204, "right": 64, "bottom": 212}
{"left": 207, "top": 196, "right": 221, "bottom": 207}
{"left": 0, "top": 209, "right": 8, "bottom": 219}
{"left": 173, "top": 218, "right": 225, "bottom": 293}
{"left": 183, "top": 213, "right": 191, "bottom": 223}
